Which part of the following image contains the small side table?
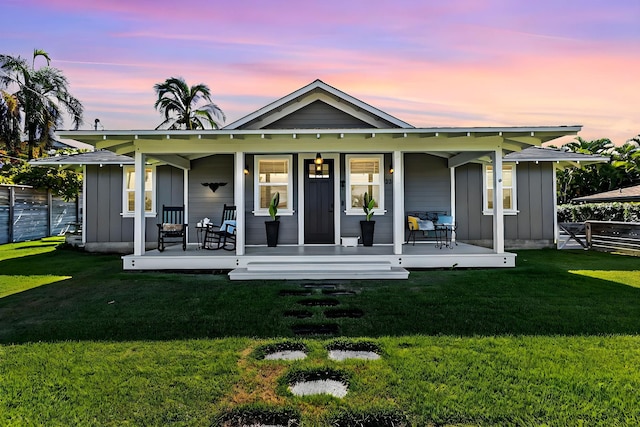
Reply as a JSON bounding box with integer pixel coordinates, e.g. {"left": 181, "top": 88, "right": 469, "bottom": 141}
{"left": 195, "top": 224, "right": 207, "bottom": 249}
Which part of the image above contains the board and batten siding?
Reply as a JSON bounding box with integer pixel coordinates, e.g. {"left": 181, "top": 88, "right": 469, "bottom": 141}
{"left": 85, "top": 164, "right": 183, "bottom": 252}
{"left": 403, "top": 153, "right": 452, "bottom": 216}
{"left": 187, "top": 155, "right": 234, "bottom": 242}
{"left": 455, "top": 162, "right": 556, "bottom": 248}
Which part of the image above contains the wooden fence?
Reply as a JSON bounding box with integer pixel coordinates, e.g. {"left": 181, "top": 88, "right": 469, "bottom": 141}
{"left": 585, "top": 220, "right": 640, "bottom": 254}
{"left": 0, "top": 184, "right": 79, "bottom": 244}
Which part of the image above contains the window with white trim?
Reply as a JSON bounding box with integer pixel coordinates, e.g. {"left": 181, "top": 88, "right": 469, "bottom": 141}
{"left": 345, "top": 154, "right": 384, "bottom": 215}
{"left": 483, "top": 164, "right": 517, "bottom": 214}
{"left": 123, "top": 165, "right": 156, "bottom": 216}
{"left": 254, "top": 155, "right": 293, "bottom": 215}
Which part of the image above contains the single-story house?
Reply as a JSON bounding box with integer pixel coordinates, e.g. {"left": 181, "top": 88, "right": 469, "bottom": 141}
{"left": 572, "top": 184, "right": 640, "bottom": 203}
{"left": 46, "top": 79, "right": 607, "bottom": 279}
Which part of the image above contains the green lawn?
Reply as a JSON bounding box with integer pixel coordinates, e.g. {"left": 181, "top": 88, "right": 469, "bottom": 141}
{"left": 0, "top": 239, "right": 639, "bottom": 426}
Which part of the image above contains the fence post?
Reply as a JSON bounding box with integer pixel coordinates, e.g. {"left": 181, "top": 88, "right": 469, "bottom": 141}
{"left": 585, "top": 221, "right": 592, "bottom": 248}
{"left": 9, "top": 186, "right": 14, "bottom": 243}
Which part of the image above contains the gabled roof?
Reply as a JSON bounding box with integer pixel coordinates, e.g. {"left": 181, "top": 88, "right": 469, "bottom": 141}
{"left": 29, "top": 150, "right": 133, "bottom": 171}
{"left": 573, "top": 184, "right": 640, "bottom": 203}
{"left": 504, "top": 146, "right": 609, "bottom": 166}
{"left": 223, "top": 79, "right": 413, "bottom": 130}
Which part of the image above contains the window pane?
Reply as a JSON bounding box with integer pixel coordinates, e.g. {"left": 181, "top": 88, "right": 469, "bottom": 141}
{"left": 128, "top": 192, "right": 135, "bottom": 212}
{"left": 144, "top": 169, "right": 153, "bottom": 191}
{"left": 349, "top": 158, "right": 380, "bottom": 184}
{"left": 126, "top": 170, "right": 135, "bottom": 190}
{"left": 503, "top": 189, "right": 512, "bottom": 210}
{"left": 350, "top": 185, "right": 380, "bottom": 209}
{"left": 502, "top": 167, "right": 513, "bottom": 187}
{"left": 260, "top": 185, "right": 288, "bottom": 209}
{"left": 259, "top": 160, "right": 289, "bottom": 183}
{"left": 486, "top": 166, "right": 494, "bottom": 190}
{"left": 487, "top": 188, "right": 494, "bottom": 209}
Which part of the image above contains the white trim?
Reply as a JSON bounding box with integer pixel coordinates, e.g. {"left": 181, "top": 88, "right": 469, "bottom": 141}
{"left": 552, "top": 164, "right": 558, "bottom": 245}
{"left": 122, "top": 164, "right": 157, "bottom": 216}
{"left": 492, "top": 151, "right": 504, "bottom": 254}
{"left": 81, "top": 164, "right": 87, "bottom": 245}
{"left": 392, "top": 151, "right": 404, "bottom": 255}
{"left": 297, "top": 153, "right": 341, "bottom": 245}
{"left": 482, "top": 163, "right": 517, "bottom": 215}
{"left": 345, "top": 154, "right": 385, "bottom": 216}
{"left": 133, "top": 152, "right": 146, "bottom": 256}
{"left": 450, "top": 166, "right": 457, "bottom": 243}
{"left": 235, "top": 152, "right": 246, "bottom": 255}
{"left": 183, "top": 168, "right": 189, "bottom": 245}
{"left": 253, "top": 155, "right": 294, "bottom": 216}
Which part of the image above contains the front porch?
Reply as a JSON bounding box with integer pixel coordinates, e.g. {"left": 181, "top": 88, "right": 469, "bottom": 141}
{"left": 122, "top": 242, "right": 516, "bottom": 279}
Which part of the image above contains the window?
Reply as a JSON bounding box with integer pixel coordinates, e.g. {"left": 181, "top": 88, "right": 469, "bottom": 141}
{"left": 483, "top": 164, "right": 517, "bottom": 214}
{"left": 254, "top": 155, "right": 293, "bottom": 215}
{"left": 123, "top": 165, "right": 156, "bottom": 216}
{"left": 345, "top": 155, "right": 384, "bottom": 215}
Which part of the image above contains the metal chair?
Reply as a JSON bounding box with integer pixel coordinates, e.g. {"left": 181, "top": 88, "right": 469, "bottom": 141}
{"left": 157, "top": 205, "right": 187, "bottom": 252}
{"left": 203, "top": 204, "right": 237, "bottom": 251}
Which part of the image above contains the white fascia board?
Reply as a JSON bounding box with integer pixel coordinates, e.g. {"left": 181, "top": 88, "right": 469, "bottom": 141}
{"left": 223, "top": 79, "right": 413, "bottom": 129}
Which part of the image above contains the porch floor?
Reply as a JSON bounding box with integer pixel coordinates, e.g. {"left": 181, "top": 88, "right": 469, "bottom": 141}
{"left": 122, "top": 241, "right": 516, "bottom": 277}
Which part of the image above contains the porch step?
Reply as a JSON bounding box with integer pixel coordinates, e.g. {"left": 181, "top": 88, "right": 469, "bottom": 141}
{"left": 229, "top": 260, "right": 409, "bottom": 280}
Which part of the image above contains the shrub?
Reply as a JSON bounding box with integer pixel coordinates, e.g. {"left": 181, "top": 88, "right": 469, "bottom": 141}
{"left": 558, "top": 202, "right": 640, "bottom": 222}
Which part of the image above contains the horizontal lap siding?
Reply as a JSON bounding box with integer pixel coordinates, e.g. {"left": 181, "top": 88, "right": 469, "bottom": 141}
{"left": 0, "top": 188, "right": 9, "bottom": 244}
{"left": 264, "top": 100, "right": 373, "bottom": 129}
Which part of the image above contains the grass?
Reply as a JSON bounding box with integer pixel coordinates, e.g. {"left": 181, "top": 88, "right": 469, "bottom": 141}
{"left": 0, "top": 239, "right": 639, "bottom": 425}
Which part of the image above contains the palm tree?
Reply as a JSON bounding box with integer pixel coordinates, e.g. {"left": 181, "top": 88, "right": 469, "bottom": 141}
{"left": 153, "top": 77, "right": 225, "bottom": 130}
{"left": 0, "top": 90, "right": 21, "bottom": 155}
{"left": 0, "top": 49, "right": 83, "bottom": 159}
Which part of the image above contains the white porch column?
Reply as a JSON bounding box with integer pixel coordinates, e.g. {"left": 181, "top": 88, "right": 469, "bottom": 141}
{"left": 234, "top": 152, "right": 245, "bottom": 256}
{"left": 183, "top": 168, "right": 189, "bottom": 244}
{"left": 492, "top": 149, "right": 505, "bottom": 253}
{"left": 450, "top": 167, "right": 456, "bottom": 242}
{"left": 133, "top": 150, "right": 146, "bottom": 256}
{"left": 392, "top": 150, "right": 404, "bottom": 255}
{"left": 81, "top": 164, "right": 87, "bottom": 246}
{"left": 552, "top": 164, "right": 558, "bottom": 245}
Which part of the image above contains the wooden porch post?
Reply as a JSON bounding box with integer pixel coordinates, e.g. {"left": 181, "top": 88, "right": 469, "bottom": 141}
{"left": 393, "top": 150, "right": 404, "bottom": 255}
{"left": 492, "top": 149, "right": 505, "bottom": 253}
{"left": 82, "top": 164, "right": 87, "bottom": 246}
{"left": 450, "top": 167, "right": 456, "bottom": 242}
{"left": 183, "top": 168, "right": 189, "bottom": 245}
{"left": 133, "top": 150, "right": 146, "bottom": 256}
{"left": 235, "top": 151, "right": 245, "bottom": 256}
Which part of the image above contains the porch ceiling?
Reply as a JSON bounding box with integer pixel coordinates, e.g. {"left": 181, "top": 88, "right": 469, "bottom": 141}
{"left": 57, "top": 126, "right": 581, "bottom": 169}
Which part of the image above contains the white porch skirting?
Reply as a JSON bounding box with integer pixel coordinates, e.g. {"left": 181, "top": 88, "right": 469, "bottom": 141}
{"left": 121, "top": 242, "right": 516, "bottom": 279}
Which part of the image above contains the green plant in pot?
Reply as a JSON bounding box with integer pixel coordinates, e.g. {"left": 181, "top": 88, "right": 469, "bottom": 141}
{"left": 360, "top": 192, "right": 376, "bottom": 246}
{"left": 265, "top": 192, "right": 280, "bottom": 247}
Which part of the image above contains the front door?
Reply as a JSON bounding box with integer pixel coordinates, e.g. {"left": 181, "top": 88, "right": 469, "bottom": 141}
{"left": 304, "top": 159, "right": 334, "bottom": 243}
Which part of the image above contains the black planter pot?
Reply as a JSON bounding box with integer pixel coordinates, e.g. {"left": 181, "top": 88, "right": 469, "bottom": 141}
{"left": 266, "top": 220, "right": 280, "bottom": 247}
{"left": 360, "top": 220, "right": 375, "bottom": 246}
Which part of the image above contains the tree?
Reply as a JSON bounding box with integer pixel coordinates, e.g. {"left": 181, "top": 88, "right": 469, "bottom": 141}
{"left": 0, "top": 90, "right": 21, "bottom": 155}
{"left": 555, "top": 136, "right": 640, "bottom": 203}
{"left": 0, "top": 49, "right": 83, "bottom": 159}
{"left": 153, "top": 77, "right": 225, "bottom": 130}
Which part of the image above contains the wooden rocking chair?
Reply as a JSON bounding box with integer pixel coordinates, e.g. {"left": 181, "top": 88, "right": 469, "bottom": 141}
{"left": 203, "top": 204, "right": 237, "bottom": 251}
{"left": 157, "top": 205, "right": 187, "bottom": 252}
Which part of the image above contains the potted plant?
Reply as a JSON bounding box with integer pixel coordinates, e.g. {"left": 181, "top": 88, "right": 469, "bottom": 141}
{"left": 265, "top": 192, "right": 280, "bottom": 247}
{"left": 360, "top": 192, "right": 376, "bottom": 246}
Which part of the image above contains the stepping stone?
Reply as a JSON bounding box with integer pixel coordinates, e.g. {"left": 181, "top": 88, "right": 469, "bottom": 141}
{"left": 278, "top": 289, "right": 312, "bottom": 296}
{"left": 297, "top": 298, "right": 339, "bottom": 307}
{"left": 264, "top": 350, "right": 307, "bottom": 361}
{"left": 301, "top": 283, "right": 337, "bottom": 289}
{"left": 328, "top": 349, "right": 380, "bottom": 361}
{"left": 283, "top": 309, "right": 313, "bottom": 318}
{"left": 289, "top": 379, "right": 348, "bottom": 398}
{"left": 322, "top": 289, "right": 356, "bottom": 296}
{"left": 324, "top": 308, "right": 364, "bottom": 318}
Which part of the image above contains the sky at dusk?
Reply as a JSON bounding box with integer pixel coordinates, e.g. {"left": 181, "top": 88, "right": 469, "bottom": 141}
{"left": 2, "top": 0, "right": 639, "bottom": 145}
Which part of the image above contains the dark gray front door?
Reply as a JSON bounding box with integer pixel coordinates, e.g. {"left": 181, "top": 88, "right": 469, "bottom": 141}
{"left": 304, "top": 159, "right": 334, "bottom": 244}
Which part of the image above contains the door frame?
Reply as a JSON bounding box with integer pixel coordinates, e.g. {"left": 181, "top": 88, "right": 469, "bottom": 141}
{"left": 298, "top": 153, "right": 341, "bottom": 245}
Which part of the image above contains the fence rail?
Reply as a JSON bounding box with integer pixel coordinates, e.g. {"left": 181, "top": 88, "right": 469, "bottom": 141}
{"left": 585, "top": 220, "right": 640, "bottom": 254}
{"left": 0, "top": 185, "right": 79, "bottom": 244}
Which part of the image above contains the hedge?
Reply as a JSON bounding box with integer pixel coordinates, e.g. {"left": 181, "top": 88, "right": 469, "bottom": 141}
{"left": 558, "top": 202, "right": 640, "bottom": 222}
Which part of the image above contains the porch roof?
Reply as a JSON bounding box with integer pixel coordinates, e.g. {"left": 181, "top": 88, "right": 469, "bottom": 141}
{"left": 56, "top": 125, "right": 582, "bottom": 170}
